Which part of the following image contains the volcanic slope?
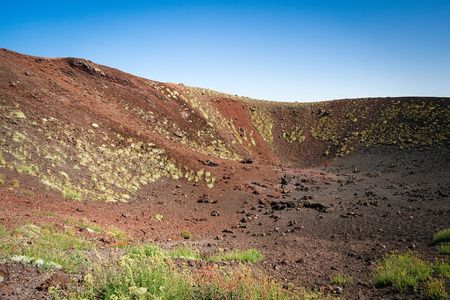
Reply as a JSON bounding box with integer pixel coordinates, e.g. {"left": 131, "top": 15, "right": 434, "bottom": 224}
{"left": 0, "top": 48, "right": 449, "bottom": 299}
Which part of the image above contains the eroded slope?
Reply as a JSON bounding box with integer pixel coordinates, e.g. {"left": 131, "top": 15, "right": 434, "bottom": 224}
{"left": 0, "top": 48, "right": 449, "bottom": 203}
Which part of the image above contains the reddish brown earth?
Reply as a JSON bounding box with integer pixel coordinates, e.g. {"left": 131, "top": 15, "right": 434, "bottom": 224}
{"left": 0, "top": 48, "right": 449, "bottom": 299}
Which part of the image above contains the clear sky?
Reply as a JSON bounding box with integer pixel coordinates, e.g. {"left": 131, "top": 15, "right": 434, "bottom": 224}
{"left": 1, "top": 1, "right": 449, "bottom": 102}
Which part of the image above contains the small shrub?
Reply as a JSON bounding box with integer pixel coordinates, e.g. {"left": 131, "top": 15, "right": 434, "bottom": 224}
{"left": 209, "top": 248, "right": 263, "bottom": 263}
{"left": 372, "top": 251, "right": 432, "bottom": 292}
{"left": 0, "top": 225, "right": 7, "bottom": 237}
{"left": 330, "top": 272, "right": 354, "bottom": 285}
{"left": 62, "top": 189, "right": 80, "bottom": 200}
{"left": 180, "top": 231, "right": 191, "bottom": 239}
{"left": 424, "top": 279, "right": 447, "bottom": 300}
{"left": 434, "top": 229, "right": 450, "bottom": 244}
{"left": 18, "top": 165, "right": 32, "bottom": 174}
{"left": 170, "top": 245, "right": 200, "bottom": 260}
{"left": 152, "top": 214, "right": 163, "bottom": 221}
{"left": 432, "top": 258, "right": 450, "bottom": 278}
{"left": 12, "top": 179, "right": 19, "bottom": 187}
{"left": 127, "top": 243, "right": 167, "bottom": 259}
{"left": 13, "top": 223, "right": 41, "bottom": 238}
{"left": 35, "top": 233, "right": 94, "bottom": 251}
{"left": 437, "top": 242, "right": 450, "bottom": 254}
{"left": 107, "top": 226, "right": 127, "bottom": 240}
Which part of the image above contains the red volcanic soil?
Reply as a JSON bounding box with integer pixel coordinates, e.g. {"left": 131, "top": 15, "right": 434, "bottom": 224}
{"left": 0, "top": 48, "right": 449, "bottom": 299}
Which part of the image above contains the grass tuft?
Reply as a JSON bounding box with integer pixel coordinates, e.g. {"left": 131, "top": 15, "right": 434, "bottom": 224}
{"left": 433, "top": 229, "right": 450, "bottom": 245}
{"left": 373, "top": 250, "right": 450, "bottom": 294}
{"left": 180, "top": 231, "right": 191, "bottom": 239}
{"left": 424, "top": 278, "right": 448, "bottom": 300}
{"left": 437, "top": 242, "right": 450, "bottom": 254}
{"left": 208, "top": 248, "right": 263, "bottom": 263}
{"left": 373, "top": 251, "right": 432, "bottom": 292}
{"left": 62, "top": 188, "right": 80, "bottom": 200}
{"left": 330, "top": 272, "right": 354, "bottom": 285}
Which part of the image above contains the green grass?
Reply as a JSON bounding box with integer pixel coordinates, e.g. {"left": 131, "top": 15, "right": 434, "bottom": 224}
{"left": 180, "top": 231, "right": 191, "bottom": 239}
{"left": 437, "top": 242, "right": 450, "bottom": 254}
{"left": 432, "top": 258, "right": 450, "bottom": 278}
{"left": 0, "top": 227, "right": 320, "bottom": 299}
{"left": 434, "top": 229, "right": 450, "bottom": 254}
{"left": 433, "top": 229, "right": 450, "bottom": 245}
{"left": 35, "top": 233, "right": 94, "bottom": 251}
{"left": 62, "top": 188, "right": 80, "bottom": 200}
{"left": 107, "top": 226, "right": 127, "bottom": 240}
{"left": 170, "top": 245, "right": 201, "bottom": 260}
{"left": 152, "top": 214, "right": 164, "bottom": 221}
{"left": 373, "top": 251, "right": 432, "bottom": 292}
{"left": 0, "top": 225, "right": 7, "bottom": 237}
{"left": 424, "top": 279, "right": 448, "bottom": 300}
{"left": 65, "top": 248, "right": 314, "bottom": 300}
{"left": 207, "top": 248, "right": 263, "bottom": 263}
{"left": 330, "top": 272, "right": 354, "bottom": 285}
{"left": 372, "top": 251, "right": 450, "bottom": 293}
{"left": 0, "top": 223, "right": 94, "bottom": 273}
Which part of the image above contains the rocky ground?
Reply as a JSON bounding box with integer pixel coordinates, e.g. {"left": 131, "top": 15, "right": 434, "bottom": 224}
{"left": 1, "top": 145, "right": 449, "bottom": 299}
{"left": 0, "top": 48, "right": 449, "bottom": 299}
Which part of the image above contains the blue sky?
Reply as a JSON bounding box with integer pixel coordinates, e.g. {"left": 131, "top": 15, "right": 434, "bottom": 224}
{"left": 1, "top": 1, "right": 449, "bottom": 102}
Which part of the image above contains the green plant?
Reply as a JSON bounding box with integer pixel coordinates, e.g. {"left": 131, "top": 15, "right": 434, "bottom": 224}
{"left": 432, "top": 258, "right": 450, "bottom": 278}
{"left": 107, "top": 226, "right": 127, "bottom": 240}
{"left": 170, "top": 245, "right": 200, "bottom": 260}
{"left": 35, "top": 233, "right": 94, "bottom": 251}
{"left": 434, "top": 229, "right": 450, "bottom": 244}
{"left": 0, "top": 225, "right": 7, "bottom": 237}
{"left": 372, "top": 251, "right": 433, "bottom": 292}
{"left": 0, "top": 227, "right": 93, "bottom": 273}
{"left": 12, "top": 179, "right": 19, "bottom": 187}
{"left": 18, "top": 165, "right": 32, "bottom": 174}
{"left": 424, "top": 279, "right": 448, "bottom": 300}
{"left": 44, "top": 212, "right": 57, "bottom": 217}
{"left": 62, "top": 188, "right": 80, "bottom": 200}
{"left": 180, "top": 231, "right": 191, "bottom": 239}
{"left": 437, "top": 242, "right": 450, "bottom": 254}
{"left": 13, "top": 223, "right": 42, "bottom": 238}
{"left": 70, "top": 251, "right": 312, "bottom": 300}
{"left": 152, "top": 214, "right": 163, "bottom": 221}
{"left": 330, "top": 272, "right": 354, "bottom": 285}
{"left": 77, "top": 220, "right": 102, "bottom": 234}
{"left": 127, "top": 243, "right": 167, "bottom": 259}
{"left": 208, "top": 248, "right": 263, "bottom": 263}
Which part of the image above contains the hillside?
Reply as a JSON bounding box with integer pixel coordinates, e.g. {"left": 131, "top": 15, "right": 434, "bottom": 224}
{"left": 0, "top": 48, "right": 449, "bottom": 299}
{"left": 1, "top": 48, "right": 448, "bottom": 202}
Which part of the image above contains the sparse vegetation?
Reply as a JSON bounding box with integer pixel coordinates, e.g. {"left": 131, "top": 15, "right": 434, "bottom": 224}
{"left": 62, "top": 244, "right": 311, "bottom": 300}
{"left": 437, "top": 243, "right": 450, "bottom": 255}
{"left": 208, "top": 248, "right": 263, "bottom": 263}
{"left": 107, "top": 226, "right": 128, "bottom": 240}
{"left": 330, "top": 272, "right": 354, "bottom": 285}
{"left": 424, "top": 278, "right": 448, "bottom": 300}
{"left": 372, "top": 251, "right": 450, "bottom": 293}
{"left": 0, "top": 50, "right": 449, "bottom": 300}
{"left": 0, "top": 228, "right": 318, "bottom": 299}
{"left": 433, "top": 229, "right": 450, "bottom": 245}
{"left": 180, "top": 231, "right": 191, "bottom": 239}
{"left": 433, "top": 229, "right": 450, "bottom": 254}
{"left": 0, "top": 223, "right": 94, "bottom": 273}
{"left": 152, "top": 214, "right": 164, "bottom": 221}
{"left": 62, "top": 188, "right": 80, "bottom": 200}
